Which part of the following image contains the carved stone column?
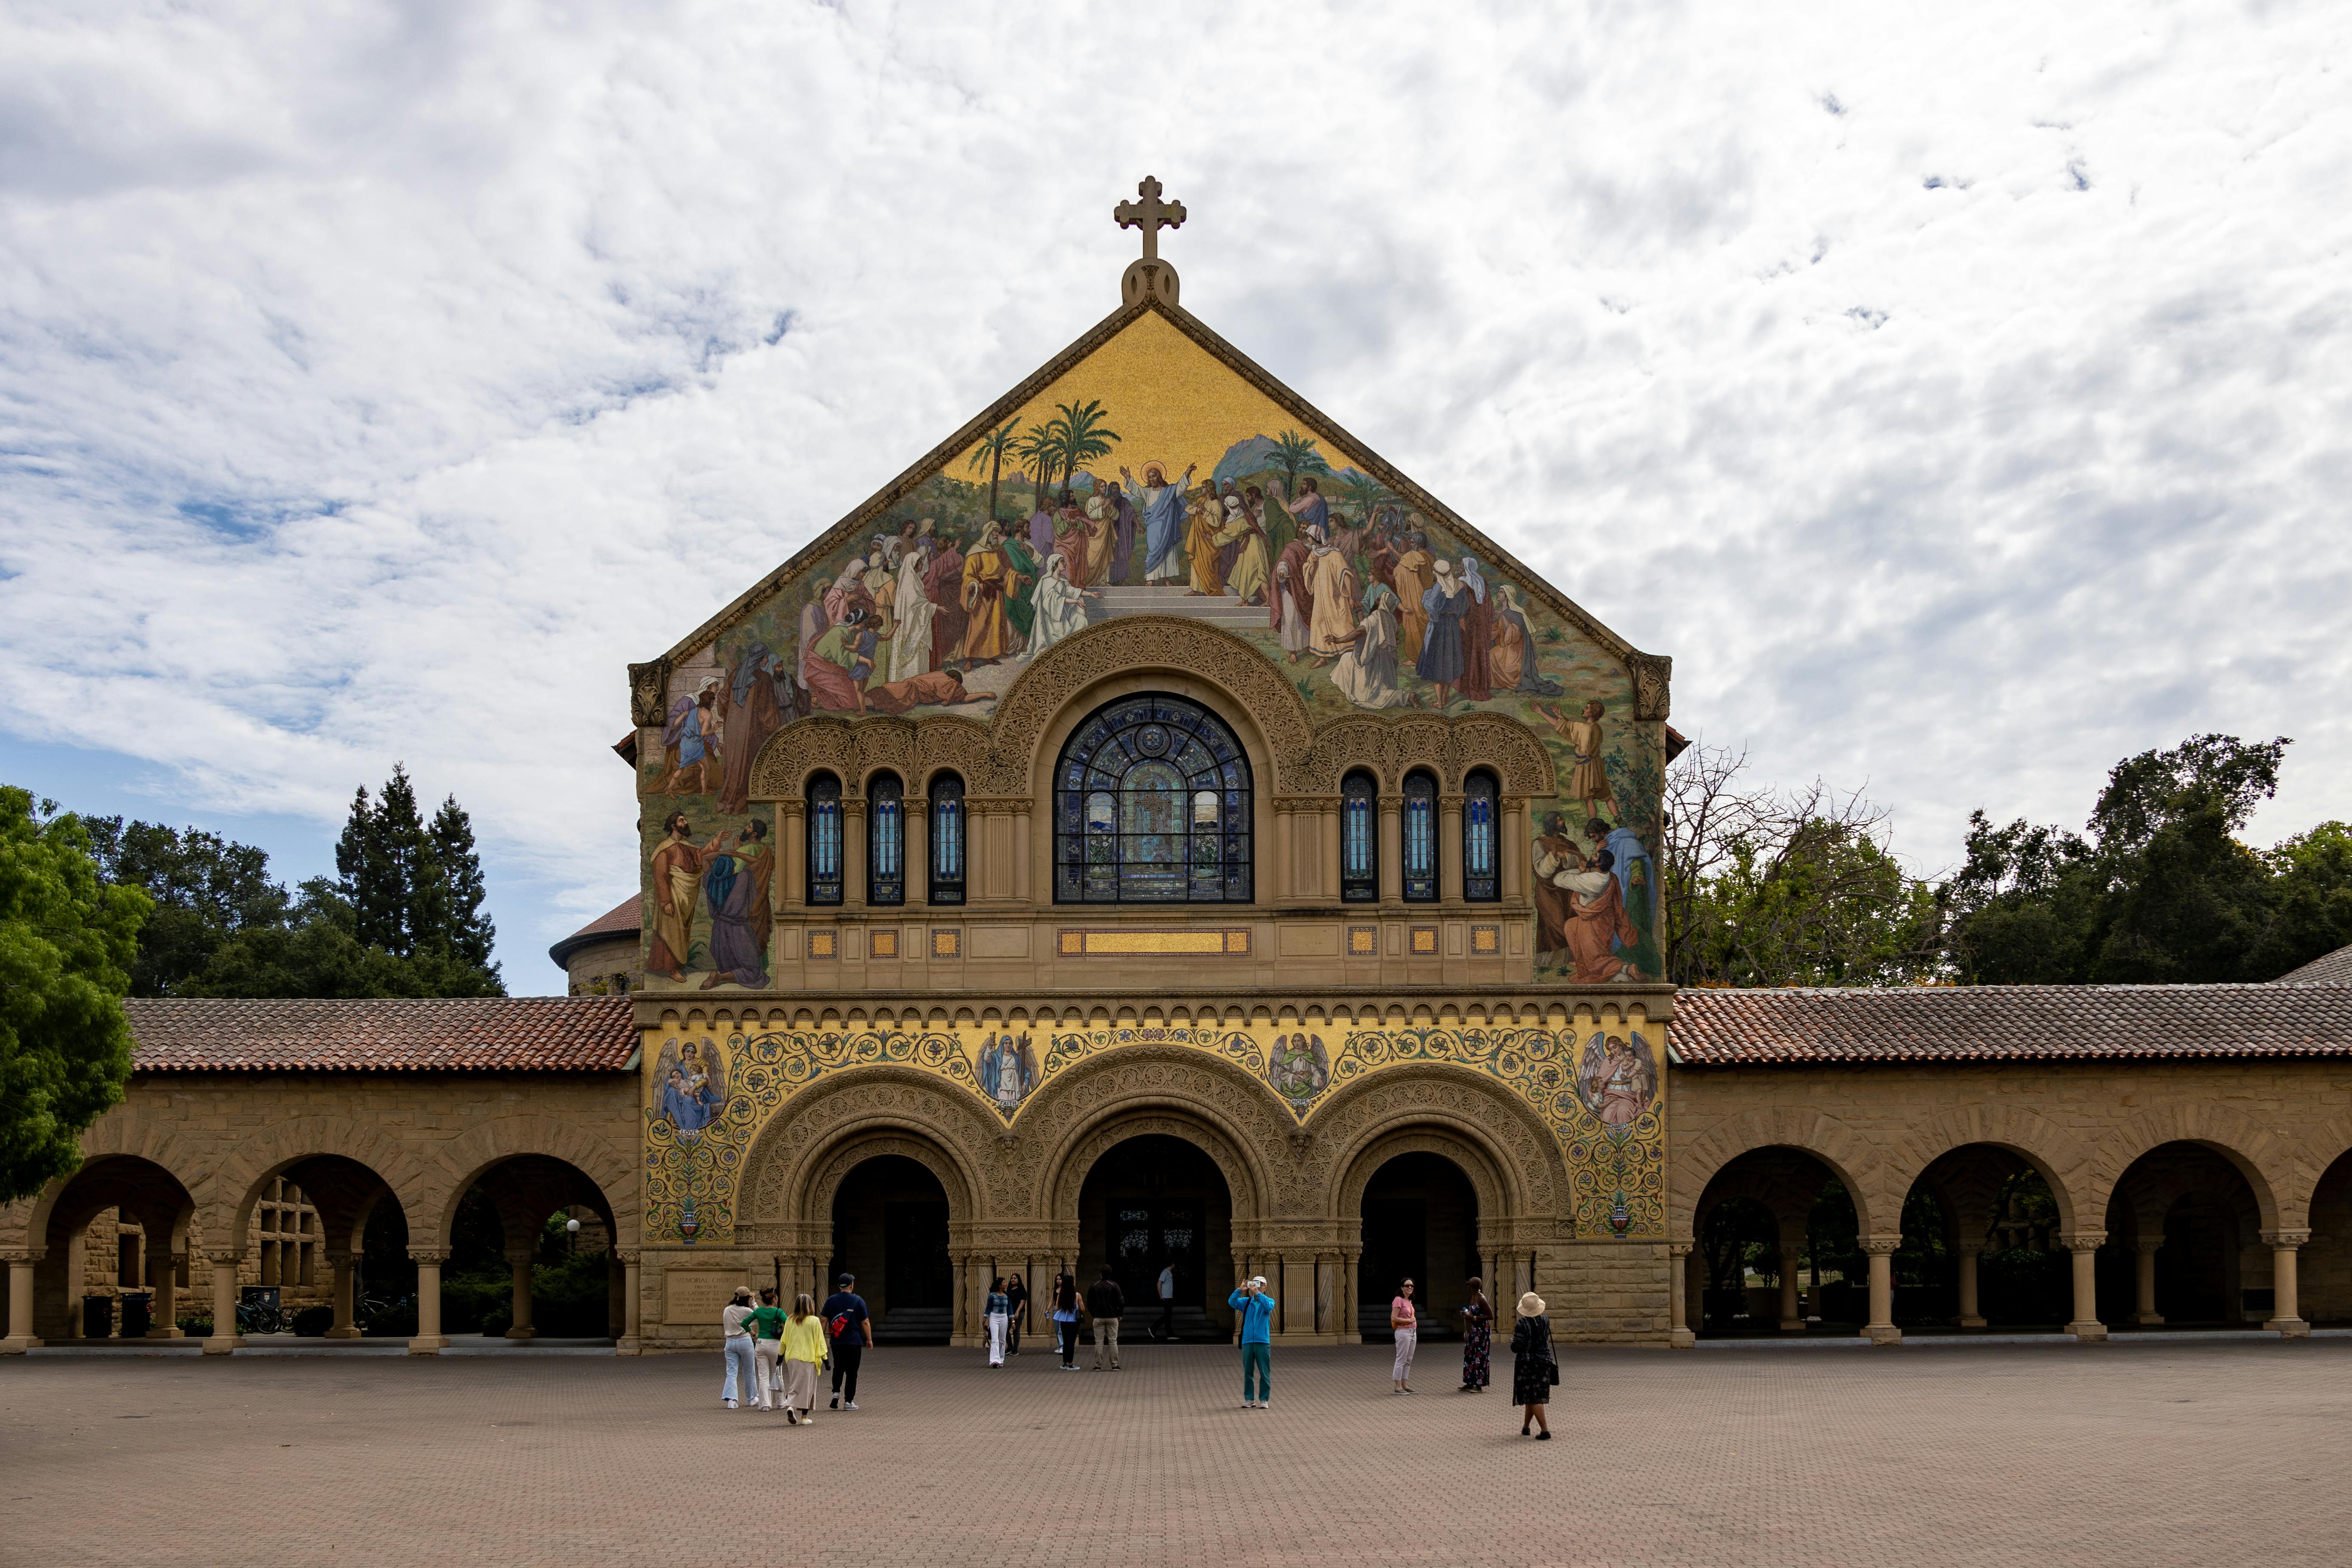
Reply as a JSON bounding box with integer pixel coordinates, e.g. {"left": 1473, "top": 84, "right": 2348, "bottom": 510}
{"left": 1501, "top": 800, "right": 1527, "bottom": 900}
{"left": 904, "top": 795, "right": 928, "bottom": 910}
{"left": 505, "top": 1248, "right": 537, "bottom": 1339}
{"left": 2133, "top": 1236, "right": 2165, "bottom": 1325}
{"left": 843, "top": 794, "right": 868, "bottom": 908}
{"left": 618, "top": 1247, "right": 643, "bottom": 1354}
{"left": 1378, "top": 796, "right": 1403, "bottom": 906}
{"left": 1274, "top": 803, "right": 1295, "bottom": 903}
{"left": 203, "top": 1249, "right": 244, "bottom": 1355}
{"left": 1666, "top": 1243, "right": 1695, "bottom": 1348}
{"left": 1776, "top": 1219, "right": 1806, "bottom": 1332}
{"left": 409, "top": 1248, "right": 450, "bottom": 1354}
{"left": 2262, "top": 1228, "right": 2311, "bottom": 1337}
{"left": 2061, "top": 1231, "right": 2107, "bottom": 1341}
{"left": 1439, "top": 793, "right": 1465, "bottom": 903}
{"left": 1317, "top": 801, "right": 1342, "bottom": 904}
{"left": 1956, "top": 1249, "right": 1987, "bottom": 1329}
{"left": 1859, "top": 1236, "right": 1901, "bottom": 1345}
{"left": 147, "top": 1248, "right": 184, "bottom": 1338}
{"left": 778, "top": 799, "right": 806, "bottom": 912}
{"left": 2, "top": 1250, "right": 43, "bottom": 1352}
{"left": 324, "top": 1250, "right": 360, "bottom": 1338}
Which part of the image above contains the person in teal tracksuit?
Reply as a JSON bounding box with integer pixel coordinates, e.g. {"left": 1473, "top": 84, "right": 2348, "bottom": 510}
{"left": 1228, "top": 1275, "right": 1277, "bottom": 1409}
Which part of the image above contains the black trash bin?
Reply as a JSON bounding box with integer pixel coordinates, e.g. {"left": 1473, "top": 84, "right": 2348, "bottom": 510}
{"left": 120, "top": 1292, "right": 152, "bottom": 1338}
{"left": 82, "top": 1295, "right": 114, "bottom": 1339}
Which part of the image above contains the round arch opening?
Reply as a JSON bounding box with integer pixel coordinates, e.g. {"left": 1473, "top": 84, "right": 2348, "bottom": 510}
{"left": 1076, "top": 1134, "right": 1235, "bottom": 1342}
{"left": 829, "top": 1154, "right": 954, "bottom": 1344}
{"left": 1357, "top": 1152, "right": 1481, "bottom": 1342}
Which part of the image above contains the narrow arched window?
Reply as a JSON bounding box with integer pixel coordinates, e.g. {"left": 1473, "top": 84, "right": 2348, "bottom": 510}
{"left": 928, "top": 772, "right": 965, "bottom": 905}
{"left": 1053, "top": 693, "right": 1253, "bottom": 903}
{"left": 1401, "top": 771, "right": 1438, "bottom": 903}
{"left": 806, "top": 773, "right": 843, "bottom": 906}
{"left": 867, "top": 773, "right": 904, "bottom": 906}
{"left": 1341, "top": 770, "right": 1378, "bottom": 903}
{"left": 1463, "top": 770, "right": 1499, "bottom": 903}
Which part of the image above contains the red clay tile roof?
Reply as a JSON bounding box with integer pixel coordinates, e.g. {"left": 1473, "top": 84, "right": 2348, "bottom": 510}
{"left": 2277, "top": 944, "right": 2352, "bottom": 986}
{"left": 547, "top": 896, "right": 642, "bottom": 968}
{"left": 1670, "top": 983, "right": 2352, "bottom": 1066}
{"left": 126, "top": 997, "right": 637, "bottom": 1073}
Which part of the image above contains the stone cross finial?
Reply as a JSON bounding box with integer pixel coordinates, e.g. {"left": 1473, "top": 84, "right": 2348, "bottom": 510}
{"left": 1115, "top": 176, "right": 1186, "bottom": 263}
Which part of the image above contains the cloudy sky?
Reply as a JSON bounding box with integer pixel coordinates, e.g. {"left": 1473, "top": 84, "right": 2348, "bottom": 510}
{"left": 3, "top": 1, "right": 2346, "bottom": 989}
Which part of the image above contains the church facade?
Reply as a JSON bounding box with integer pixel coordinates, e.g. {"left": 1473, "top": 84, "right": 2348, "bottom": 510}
{"left": 9, "top": 188, "right": 2352, "bottom": 1357}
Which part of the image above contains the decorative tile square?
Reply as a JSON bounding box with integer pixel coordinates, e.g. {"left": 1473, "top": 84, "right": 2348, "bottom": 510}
{"left": 1470, "top": 924, "right": 1501, "bottom": 955}
{"left": 931, "top": 928, "right": 961, "bottom": 959}
{"left": 870, "top": 928, "right": 899, "bottom": 959}
{"left": 1409, "top": 925, "right": 1439, "bottom": 956}
{"left": 807, "top": 929, "right": 837, "bottom": 960}
{"left": 1347, "top": 925, "right": 1379, "bottom": 957}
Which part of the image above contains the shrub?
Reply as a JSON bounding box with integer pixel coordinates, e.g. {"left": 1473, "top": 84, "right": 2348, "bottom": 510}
{"left": 291, "top": 1305, "right": 335, "bottom": 1337}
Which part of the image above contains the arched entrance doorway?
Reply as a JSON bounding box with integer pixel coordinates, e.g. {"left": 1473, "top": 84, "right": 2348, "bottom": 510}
{"left": 1077, "top": 1134, "right": 1234, "bottom": 1342}
{"left": 21, "top": 1155, "right": 195, "bottom": 1343}
{"left": 1356, "top": 1152, "right": 1479, "bottom": 1341}
{"left": 829, "top": 1155, "right": 953, "bottom": 1344}
{"left": 1689, "top": 1147, "right": 1857, "bottom": 1337}
{"left": 2105, "top": 1141, "right": 2269, "bottom": 1328}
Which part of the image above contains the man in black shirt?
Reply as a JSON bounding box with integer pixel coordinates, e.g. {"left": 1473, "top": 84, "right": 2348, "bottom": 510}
{"left": 1085, "top": 1267, "right": 1125, "bottom": 1371}
{"left": 820, "top": 1273, "right": 872, "bottom": 1409}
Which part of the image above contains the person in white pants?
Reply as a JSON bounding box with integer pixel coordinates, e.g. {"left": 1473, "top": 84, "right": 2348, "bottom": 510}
{"left": 984, "top": 1276, "right": 1011, "bottom": 1367}
{"left": 720, "top": 1286, "right": 758, "bottom": 1409}
{"left": 749, "top": 1288, "right": 786, "bottom": 1410}
{"left": 1390, "top": 1277, "right": 1419, "bottom": 1394}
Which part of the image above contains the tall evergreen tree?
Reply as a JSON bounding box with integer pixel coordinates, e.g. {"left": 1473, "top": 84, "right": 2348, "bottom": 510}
{"left": 84, "top": 818, "right": 289, "bottom": 996}
{"left": 427, "top": 794, "right": 497, "bottom": 971}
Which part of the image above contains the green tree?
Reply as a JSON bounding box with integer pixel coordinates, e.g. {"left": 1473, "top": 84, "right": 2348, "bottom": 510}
{"left": 83, "top": 818, "right": 289, "bottom": 995}
{"left": 0, "top": 788, "right": 150, "bottom": 1202}
{"left": 1049, "top": 398, "right": 1120, "bottom": 488}
{"left": 331, "top": 766, "right": 496, "bottom": 982}
{"left": 964, "top": 419, "right": 1020, "bottom": 524}
{"left": 1335, "top": 469, "right": 1398, "bottom": 526}
{"left": 427, "top": 795, "right": 497, "bottom": 971}
{"left": 1265, "top": 429, "right": 1331, "bottom": 507}
{"left": 1014, "top": 423, "right": 1058, "bottom": 513}
{"left": 181, "top": 877, "right": 501, "bottom": 999}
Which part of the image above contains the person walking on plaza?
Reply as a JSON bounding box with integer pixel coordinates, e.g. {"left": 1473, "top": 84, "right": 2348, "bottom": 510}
{"left": 749, "top": 1287, "right": 788, "bottom": 1410}
{"left": 1155, "top": 1262, "right": 1176, "bottom": 1340}
{"left": 720, "top": 1285, "right": 758, "bottom": 1409}
{"left": 822, "top": 1273, "right": 872, "bottom": 1411}
{"left": 1511, "top": 1291, "right": 1556, "bottom": 1439}
{"left": 1228, "top": 1274, "right": 1276, "bottom": 1409}
{"left": 985, "top": 1277, "right": 1011, "bottom": 1367}
{"left": 1086, "top": 1267, "right": 1126, "bottom": 1370}
{"left": 1004, "top": 1270, "right": 1029, "bottom": 1357}
{"left": 781, "top": 1293, "right": 828, "bottom": 1424}
{"left": 1459, "top": 1277, "right": 1493, "bottom": 1393}
{"left": 1050, "top": 1273, "right": 1082, "bottom": 1369}
{"left": 1390, "top": 1277, "right": 1419, "bottom": 1393}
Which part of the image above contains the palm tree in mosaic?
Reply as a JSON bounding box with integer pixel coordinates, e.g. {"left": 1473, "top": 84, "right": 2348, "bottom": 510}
{"left": 1336, "top": 469, "right": 1399, "bottom": 526}
{"left": 1015, "top": 422, "right": 1059, "bottom": 514}
{"left": 1051, "top": 398, "right": 1121, "bottom": 490}
{"left": 965, "top": 419, "right": 1020, "bottom": 525}
{"left": 1266, "top": 428, "right": 1332, "bottom": 508}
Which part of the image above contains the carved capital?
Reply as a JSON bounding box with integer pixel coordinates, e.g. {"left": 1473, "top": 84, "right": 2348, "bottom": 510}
{"left": 615, "top": 1248, "right": 642, "bottom": 1266}
{"left": 1625, "top": 650, "right": 1672, "bottom": 721}
{"left": 0, "top": 1248, "right": 43, "bottom": 1265}
{"left": 1857, "top": 1236, "right": 1901, "bottom": 1256}
{"left": 629, "top": 661, "right": 668, "bottom": 728}
{"left": 406, "top": 1248, "right": 453, "bottom": 1267}
{"left": 2260, "top": 1228, "right": 2313, "bottom": 1249}
{"left": 2133, "top": 1237, "right": 2166, "bottom": 1256}
{"left": 205, "top": 1249, "right": 245, "bottom": 1267}
{"left": 2058, "top": 1231, "right": 2108, "bottom": 1253}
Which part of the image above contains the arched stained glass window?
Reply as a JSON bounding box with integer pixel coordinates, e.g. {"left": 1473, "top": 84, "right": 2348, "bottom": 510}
{"left": 1053, "top": 693, "right": 1252, "bottom": 903}
{"left": 807, "top": 773, "right": 843, "bottom": 906}
{"left": 1341, "top": 771, "right": 1378, "bottom": 903}
{"left": 1464, "top": 770, "right": 1499, "bottom": 903}
{"left": 928, "top": 772, "right": 965, "bottom": 905}
{"left": 868, "top": 773, "right": 904, "bottom": 906}
{"left": 1401, "top": 771, "right": 1438, "bottom": 903}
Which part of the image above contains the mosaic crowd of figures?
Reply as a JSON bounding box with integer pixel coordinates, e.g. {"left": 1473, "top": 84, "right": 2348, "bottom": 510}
{"left": 634, "top": 311, "right": 1667, "bottom": 986}
{"left": 639, "top": 1006, "right": 1665, "bottom": 1247}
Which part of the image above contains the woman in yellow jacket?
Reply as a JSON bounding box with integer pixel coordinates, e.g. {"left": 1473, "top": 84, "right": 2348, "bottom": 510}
{"left": 781, "top": 1293, "right": 830, "bottom": 1426}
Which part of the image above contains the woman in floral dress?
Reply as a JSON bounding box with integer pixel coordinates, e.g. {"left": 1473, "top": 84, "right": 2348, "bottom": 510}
{"left": 1459, "top": 1277, "right": 1493, "bottom": 1392}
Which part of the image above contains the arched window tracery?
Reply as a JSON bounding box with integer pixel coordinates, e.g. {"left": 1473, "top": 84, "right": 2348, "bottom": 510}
{"left": 1463, "top": 769, "right": 1499, "bottom": 903}
{"left": 1401, "top": 770, "right": 1438, "bottom": 903}
{"left": 1341, "top": 770, "right": 1378, "bottom": 903}
{"left": 1053, "top": 694, "right": 1252, "bottom": 904}
{"left": 806, "top": 773, "right": 843, "bottom": 906}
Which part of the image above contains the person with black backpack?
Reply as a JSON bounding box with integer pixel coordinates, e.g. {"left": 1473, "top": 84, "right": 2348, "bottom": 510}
{"left": 1510, "top": 1291, "right": 1556, "bottom": 1439}
{"left": 821, "top": 1273, "right": 873, "bottom": 1411}
{"left": 1085, "top": 1267, "right": 1125, "bottom": 1370}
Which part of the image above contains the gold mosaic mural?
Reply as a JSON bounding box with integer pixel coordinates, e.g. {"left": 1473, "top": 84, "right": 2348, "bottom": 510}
{"left": 642, "top": 1007, "right": 1665, "bottom": 1249}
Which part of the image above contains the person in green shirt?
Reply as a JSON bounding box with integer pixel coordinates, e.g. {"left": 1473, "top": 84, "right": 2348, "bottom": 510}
{"left": 749, "top": 1288, "right": 789, "bottom": 1411}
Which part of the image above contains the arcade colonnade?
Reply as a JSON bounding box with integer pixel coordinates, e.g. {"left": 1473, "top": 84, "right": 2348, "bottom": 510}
{"left": 1669, "top": 984, "right": 2352, "bottom": 1345}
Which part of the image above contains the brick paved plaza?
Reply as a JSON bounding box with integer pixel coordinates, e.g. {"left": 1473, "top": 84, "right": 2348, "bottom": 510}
{"left": 6, "top": 1338, "right": 2351, "bottom": 1566}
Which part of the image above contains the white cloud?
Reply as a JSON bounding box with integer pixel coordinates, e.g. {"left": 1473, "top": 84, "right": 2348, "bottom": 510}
{"left": 3, "top": 0, "right": 2348, "bottom": 983}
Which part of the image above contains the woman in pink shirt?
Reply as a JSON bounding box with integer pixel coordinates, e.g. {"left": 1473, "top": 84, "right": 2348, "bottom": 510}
{"left": 1390, "top": 1277, "right": 1418, "bottom": 1393}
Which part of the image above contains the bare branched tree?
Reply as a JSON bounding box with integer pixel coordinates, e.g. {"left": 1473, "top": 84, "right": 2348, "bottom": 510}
{"left": 1662, "top": 740, "right": 1947, "bottom": 988}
